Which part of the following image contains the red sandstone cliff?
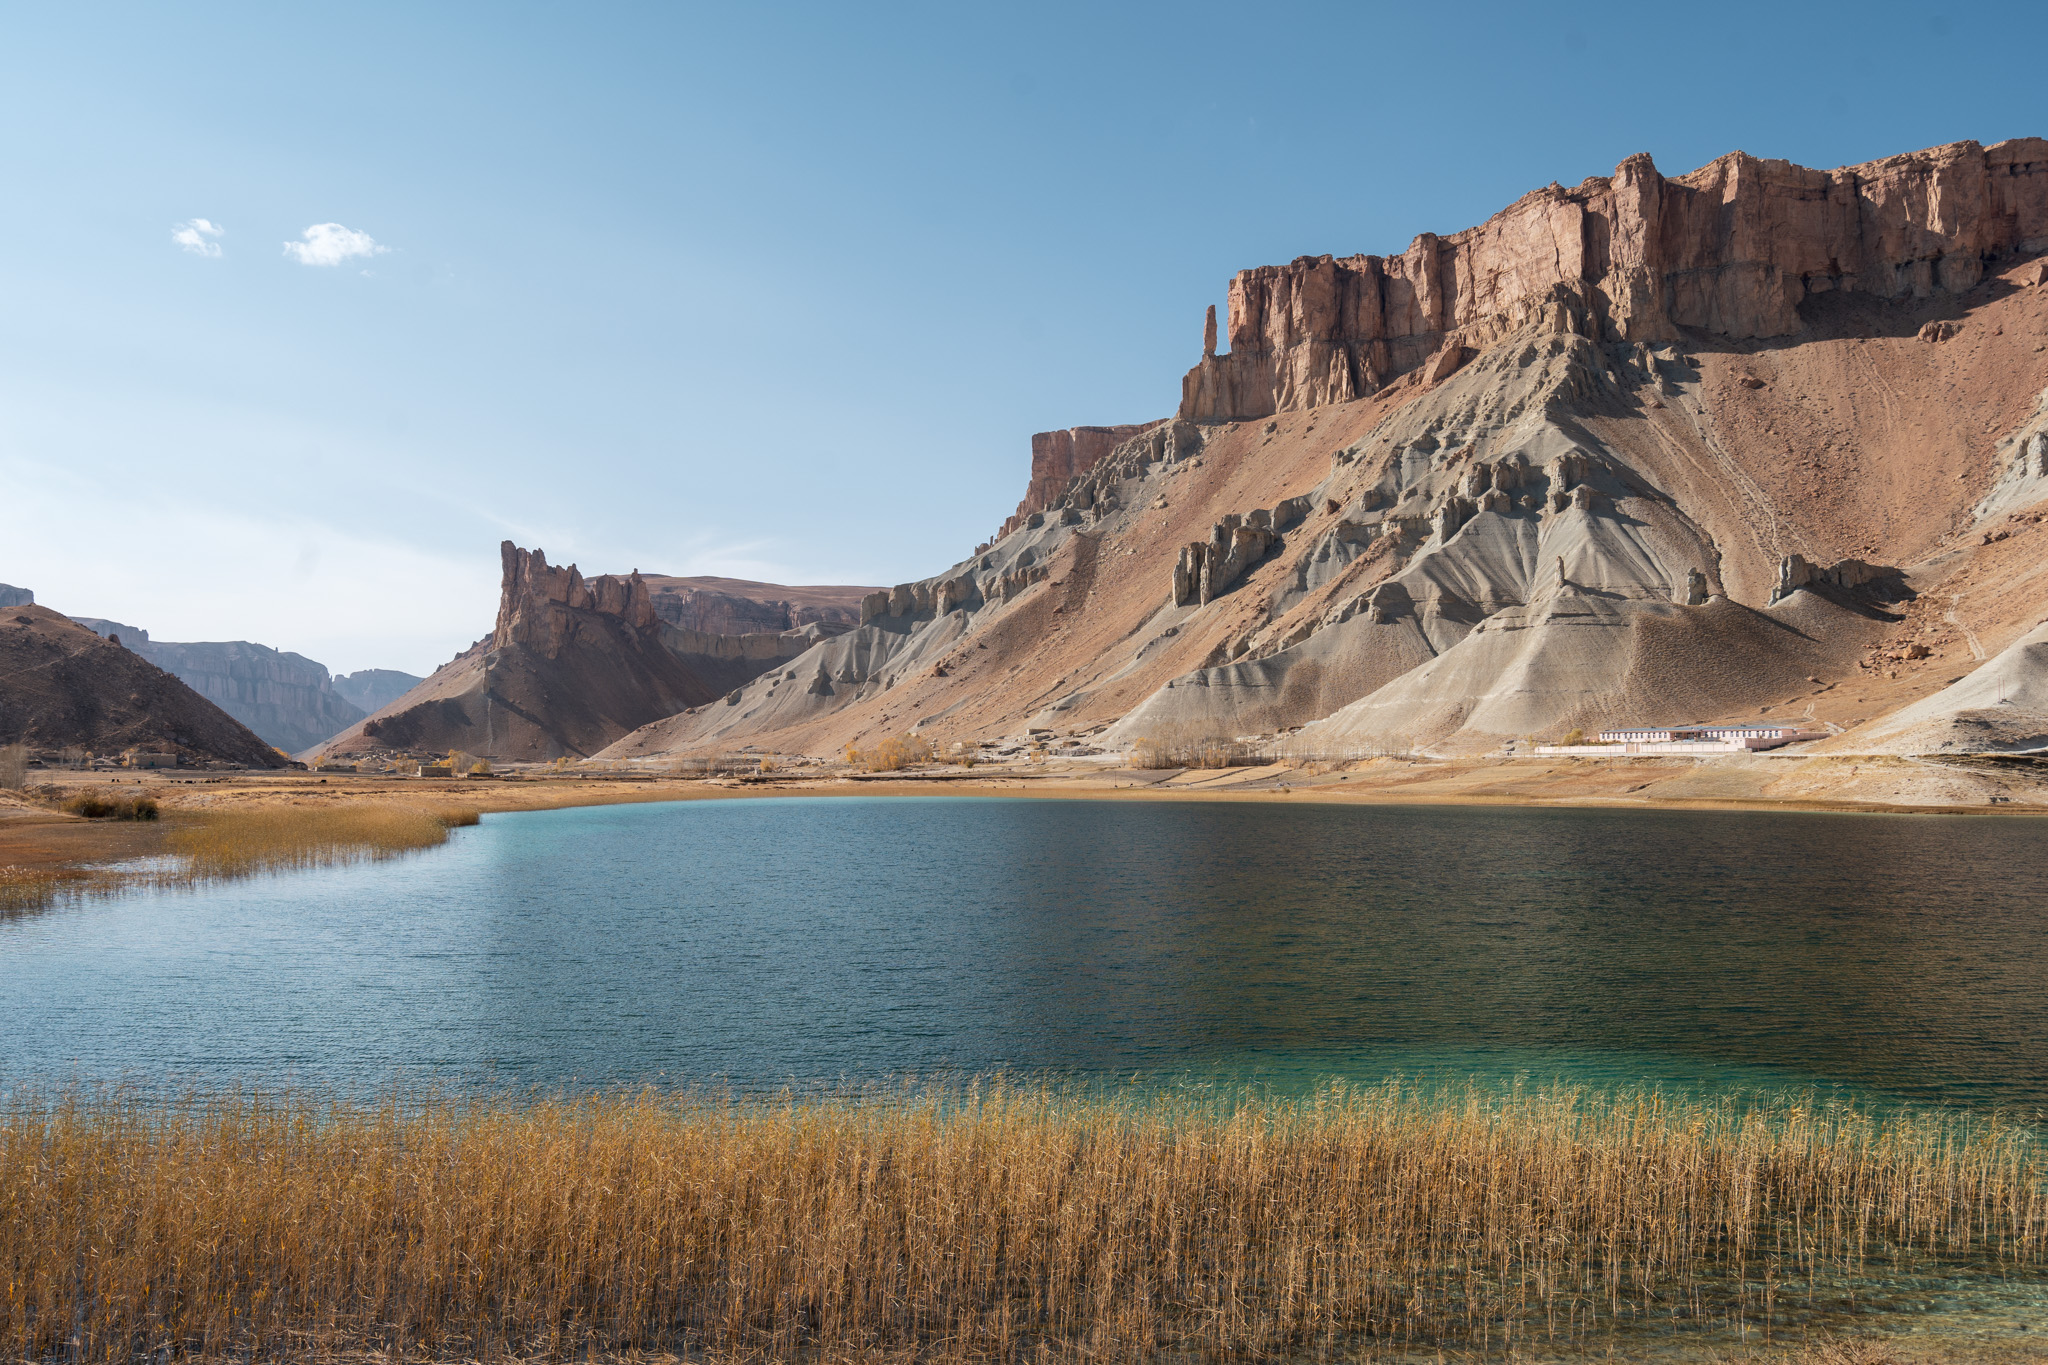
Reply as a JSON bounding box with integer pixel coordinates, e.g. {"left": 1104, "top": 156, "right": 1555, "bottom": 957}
{"left": 1182, "top": 138, "right": 2048, "bottom": 421}
{"left": 319, "top": 545, "right": 850, "bottom": 762}
{"left": 1002, "top": 424, "right": 1156, "bottom": 534}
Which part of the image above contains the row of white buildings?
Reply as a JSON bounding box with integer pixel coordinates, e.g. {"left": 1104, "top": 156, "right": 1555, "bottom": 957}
{"left": 1534, "top": 722, "right": 1827, "bottom": 756}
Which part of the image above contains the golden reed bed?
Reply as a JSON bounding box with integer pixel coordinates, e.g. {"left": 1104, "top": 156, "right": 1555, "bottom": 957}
{"left": 1, "top": 803, "right": 480, "bottom": 915}
{"left": 163, "top": 803, "right": 479, "bottom": 880}
{"left": 1, "top": 1081, "right": 2041, "bottom": 1361}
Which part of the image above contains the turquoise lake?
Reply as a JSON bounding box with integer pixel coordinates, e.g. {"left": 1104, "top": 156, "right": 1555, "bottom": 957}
{"left": 5, "top": 795, "right": 2046, "bottom": 1111}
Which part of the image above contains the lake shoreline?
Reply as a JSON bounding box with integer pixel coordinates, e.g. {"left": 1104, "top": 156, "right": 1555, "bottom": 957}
{"left": 6, "top": 751, "right": 2047, "bottom": 888}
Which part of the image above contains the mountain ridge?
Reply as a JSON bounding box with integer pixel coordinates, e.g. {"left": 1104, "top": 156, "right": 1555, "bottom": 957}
{"left": 328, "top": 137, "right": 2048, "bottom": 768}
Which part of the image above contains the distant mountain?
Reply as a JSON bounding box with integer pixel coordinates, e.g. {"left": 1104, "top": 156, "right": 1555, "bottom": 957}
{"left": 129, "top": 640, "right": 366, "bottom": 754}
{"left": 68, "top": 617, "right": 370, "bottom": 754}
{"left": 70, "top": 617, "right": 148, "bottom": 644}
{"left": 0, "top": 606, "right": 286, "bottom": 767}
{"left": 314, "top": 545, "right": 878, "bottom": 761}
{"left": 0, "top": 585, "right": 33, "bottom": 609}
{"left": 332, "top": 669, "right": 423, "bottom": 715}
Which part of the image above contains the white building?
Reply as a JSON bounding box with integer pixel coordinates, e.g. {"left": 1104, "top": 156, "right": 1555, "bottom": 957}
{"left": 1533, "top": 721, "right": 1827, "bottom": 757}
{"left": 1597, "top": 723, "right": 1818, "bottom": 745}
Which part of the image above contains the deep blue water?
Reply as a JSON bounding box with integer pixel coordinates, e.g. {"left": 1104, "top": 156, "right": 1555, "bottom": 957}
{"left": 5, "top": 796, "right": 2047, "bottom": 1110}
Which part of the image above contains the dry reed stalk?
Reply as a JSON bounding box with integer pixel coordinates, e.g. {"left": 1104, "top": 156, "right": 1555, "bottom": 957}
{"left": 0, "top": 1080, "right": 2040, "bottom": 1362}
{"left": 164, "top": 803, "right": 480, "bottom": 880}
{"left": 0, "top": 864, "right": 85, "bottom": 915}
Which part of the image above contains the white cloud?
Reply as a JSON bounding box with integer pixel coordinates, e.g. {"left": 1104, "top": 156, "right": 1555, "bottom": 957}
{"left": 282, "top": 222, "right": 388, "bottom": 267}
{"left": 171, "top": 218, "right": 223, "bottom": 257}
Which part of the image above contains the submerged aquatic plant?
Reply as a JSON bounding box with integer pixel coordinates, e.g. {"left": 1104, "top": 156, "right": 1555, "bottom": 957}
{"left": 0, "top": 1079, "right": 2039, "bottom": 1361}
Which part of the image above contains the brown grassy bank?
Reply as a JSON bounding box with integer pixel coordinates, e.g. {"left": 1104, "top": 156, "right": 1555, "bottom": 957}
{"left": 2, "top": 1081, "right": 2041, "bottom": 1362}
{"left": 0, "top": 802, "right": 479, "bottom": 914}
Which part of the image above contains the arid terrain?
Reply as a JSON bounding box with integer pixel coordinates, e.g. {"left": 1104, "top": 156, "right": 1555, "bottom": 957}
{"left": 0, "top": 607, "right": 285, "bottom": 768}
{"left": 289, "top": 137, "right": 2048, "bottom": 789}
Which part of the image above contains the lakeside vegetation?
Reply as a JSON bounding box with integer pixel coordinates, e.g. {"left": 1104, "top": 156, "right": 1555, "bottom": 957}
{"left": 2, "top": 1080, "right": 2040, "bottom": 1361}
{"left": 165, "top": 802, "right": 478, "bottom": 880}
{"left": 0, "top": 802, "right": 479, "bottom": 915}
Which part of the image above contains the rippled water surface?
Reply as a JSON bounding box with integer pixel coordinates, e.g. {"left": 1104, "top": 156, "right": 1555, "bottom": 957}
{"left": 6, "top": 796, "right": 2047, "bottom": 1110}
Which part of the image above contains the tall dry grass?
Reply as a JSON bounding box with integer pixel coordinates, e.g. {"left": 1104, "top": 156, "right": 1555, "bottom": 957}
{"left": 165, "top": 803, "right": 481, "bottom": 880}
{"left": 2, "top": 1080, "right": 2039, "bottom": 1362}
{"left": 2, "top": 803, "right": 481, "bottom": 916}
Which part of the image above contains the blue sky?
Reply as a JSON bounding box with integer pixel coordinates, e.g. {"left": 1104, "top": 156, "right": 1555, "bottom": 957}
{"left": 3, "top": 1, "right": 2043, "bottom": 675}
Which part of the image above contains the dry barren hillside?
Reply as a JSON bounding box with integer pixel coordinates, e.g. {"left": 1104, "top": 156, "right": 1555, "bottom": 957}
{"left": 0, "top": 607, "right": 287, "bottom": 767}
{"left": 359, "top": 137, "right": 2048, "bottom": 765}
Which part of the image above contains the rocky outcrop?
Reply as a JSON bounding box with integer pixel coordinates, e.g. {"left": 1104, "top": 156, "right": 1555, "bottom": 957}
{"left": 1767, "top": 555, "right": 1910, "bottom": 606}
{"left": 70, "top": 618, "right": 148, "bottom": 645}
{"left": 1182, "top": 138, "right": 2048, "bottom": 421}
{"left": 640, "top": 576, "right": 873, "bottom": 635}
{"left": 858, "top": 573, "right": 984, "bottom": 625}
{"left": 0, "top": 606, "right": 286, "bottom": 767}
{"left": 319, "top": 544, "right": 832, "bottom": 762}
{"left": 1002, "top": 424, "right": 1156, "bottom": 534}
{"left": 494, "top": 544, "right": 662, "bottom": 650}
{"left": 1171, "top": 501, "right": 1309, "bottom": 606}
{"left": 0, "top": 584, "right": 32, "bottom": 609}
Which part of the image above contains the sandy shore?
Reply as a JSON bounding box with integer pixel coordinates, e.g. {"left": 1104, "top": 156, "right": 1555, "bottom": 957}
{"left": 3, "top": 749, "right": 2043, "bottom": 885}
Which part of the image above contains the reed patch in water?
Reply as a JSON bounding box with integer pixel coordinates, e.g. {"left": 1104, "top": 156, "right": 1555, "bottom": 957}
{"left": 1, "top": 1080, "right": 2039, "bottom": 1362}
{"left": 164, "top": 802, "right": 479, "bottom": 880}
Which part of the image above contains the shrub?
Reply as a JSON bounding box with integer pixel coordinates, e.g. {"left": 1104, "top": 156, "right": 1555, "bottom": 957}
{"left": 61, "top": 791, "right": 159, "bottom": 820}
{"left": 0, "top": 742, "right": 27, "bottom": 790}
{"left": 845, "top": 734, "right": 936, "bottom": 772}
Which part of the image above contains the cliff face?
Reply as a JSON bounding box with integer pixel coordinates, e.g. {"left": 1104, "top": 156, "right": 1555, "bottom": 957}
{"left": 640, "top": 576, "right": 872, "bottom": 635}
{"left": 332, "top": 669, "right": 424, "bottom": 715}
{"left": 126, "top": 640, "right": 365, "bottom": 754}
{"left": 1002, "top": 425, "right": 1156, "bottom": 535}
{"left": 596, "top": 136, "right": 2048, "bottom": 768}
{"left": 1182, "top": 139, "right": 2048, "bottom": 421}
{"left": 317, "top": 544, "right": 839, "bottom": 762}
{"left": 68, "top": 620, "right": 366, "bottom": 753}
